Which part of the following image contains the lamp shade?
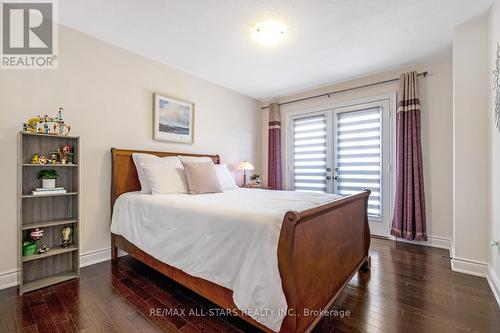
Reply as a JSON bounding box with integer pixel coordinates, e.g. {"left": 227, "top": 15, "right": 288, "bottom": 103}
{"left": 238, "top": 161, "right": 255, "bottom": 171}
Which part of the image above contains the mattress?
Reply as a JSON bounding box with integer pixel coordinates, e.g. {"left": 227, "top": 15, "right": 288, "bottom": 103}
{"left": 110, "top": 188, "right": 340, "bottom": 331}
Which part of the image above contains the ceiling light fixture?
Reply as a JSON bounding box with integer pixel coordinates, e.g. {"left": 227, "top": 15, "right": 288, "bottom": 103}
{"left": 251, "top": 20, "right": 286, "bottom": 46}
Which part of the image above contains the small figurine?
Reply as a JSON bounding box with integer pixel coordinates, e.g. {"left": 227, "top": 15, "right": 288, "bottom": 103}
{"left": 31, "top": 153, "right": 40, "bottom": 164}
{"left": 30, "top": 228, "right": 44, "bottom": 240}
{"left": 24, "top": 116, "right": 42, "bottom": 133}
{"left": 62, "top": 144, "right": 71, "bottom": 154}
{"left": 37, "top": 246, "right": 49, "bottom": 254}
{"left": 49, "top": 152, "right": 58, "bottom": 164}
{"left": 39, "top": 155, "right": 48, "bottom": 164}
{"left": 57, "top": 107, "right": 63, "bottom": 121}
{"left": 60, "top": 226, "right": 73, "bottom": 247}
{"left": 59, "top": 144, "right": 72, "bottom": 164}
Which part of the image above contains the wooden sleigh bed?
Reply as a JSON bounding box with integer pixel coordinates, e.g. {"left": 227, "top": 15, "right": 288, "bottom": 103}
{"left": 110, "top": 148, "right": 371, "bottom": 333}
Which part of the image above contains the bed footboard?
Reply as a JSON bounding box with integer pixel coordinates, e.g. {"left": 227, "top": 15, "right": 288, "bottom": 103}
{"left": 278, "top": 190, "right": 371, "bottom": 333}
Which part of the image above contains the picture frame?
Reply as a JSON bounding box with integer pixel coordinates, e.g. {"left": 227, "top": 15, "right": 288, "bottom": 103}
{"left": 153, "top": 93, "right": 194, "bottom": 143}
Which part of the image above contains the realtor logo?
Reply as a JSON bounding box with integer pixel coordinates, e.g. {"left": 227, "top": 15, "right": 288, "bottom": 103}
{"left": 1, "top": 0, "right": 58, "bottom": 69}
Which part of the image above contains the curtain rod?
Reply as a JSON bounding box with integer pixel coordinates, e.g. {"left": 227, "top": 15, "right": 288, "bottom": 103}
{"left": 261, "top": 71, "right": 428, "bottom": 110}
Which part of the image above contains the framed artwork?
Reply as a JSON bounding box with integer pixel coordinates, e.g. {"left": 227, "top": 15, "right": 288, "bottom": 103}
{"left": 154, "top": 94, "right": 194, "bottom": 143}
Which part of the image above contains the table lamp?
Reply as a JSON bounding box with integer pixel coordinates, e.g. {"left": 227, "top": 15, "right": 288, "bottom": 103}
{"left": 238, "top": 161, "right": 254, "bottom": 187}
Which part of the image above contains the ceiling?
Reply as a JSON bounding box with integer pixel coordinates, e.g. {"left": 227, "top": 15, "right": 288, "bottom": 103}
{"left": 58, "top": 0, "right": 493, "bottom": 101}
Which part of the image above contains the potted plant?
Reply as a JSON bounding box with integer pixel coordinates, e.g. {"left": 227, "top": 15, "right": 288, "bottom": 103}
{"left": 38, "top": 169, "right": 59, "bottom": 189}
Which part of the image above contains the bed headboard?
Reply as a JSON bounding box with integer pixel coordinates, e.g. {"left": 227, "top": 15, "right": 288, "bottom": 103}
{"left": 110, "top": 148, "right": 220, "bottom": 208}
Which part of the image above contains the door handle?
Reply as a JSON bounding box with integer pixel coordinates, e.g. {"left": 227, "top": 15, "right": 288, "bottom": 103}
{"left": 326, "top": 176, "right": 332, "bottom": 180}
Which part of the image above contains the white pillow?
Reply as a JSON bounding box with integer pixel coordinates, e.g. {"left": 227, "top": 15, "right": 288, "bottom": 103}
{"left": 178, "top": 155, "right": 213, "bottom": 164}
{"left": 141, "top": 164, "right": 188, "bottom": 195}
{"left": 132, "top": 153, "right": 183, "bottom": 193}
{"left": 214, "top": 164, "right": 238, "bottom": 190}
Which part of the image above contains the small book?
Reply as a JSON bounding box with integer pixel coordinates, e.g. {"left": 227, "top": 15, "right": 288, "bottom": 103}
{"left": 34, "top": 187, "right": 65, "bottom": 192}
{"left": 32, "top": 189, "right": 67, "bottom": 195}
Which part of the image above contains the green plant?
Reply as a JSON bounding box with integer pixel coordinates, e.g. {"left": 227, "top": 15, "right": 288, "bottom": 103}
{"left": 37, "top": 169, "right": 59, "bottom": 180}
{"left": 250, "top": 174, "right": 260, "bottom": 181}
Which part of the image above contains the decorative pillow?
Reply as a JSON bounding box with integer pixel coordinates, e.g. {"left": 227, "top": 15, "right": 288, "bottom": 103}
{"left": 178, "top": 155, "right": 213, "bottom": 164}
{"left": 132, "top": 153, "right": 183, "bottom": 193}
{"left": 141, "top": 164, "right": 188, "bottom": 195}
{"left": 214, "top": 164, "right": 238, "bottom": 190}
{"left": 182, "top": 161, "right": 222, "bottom": 195}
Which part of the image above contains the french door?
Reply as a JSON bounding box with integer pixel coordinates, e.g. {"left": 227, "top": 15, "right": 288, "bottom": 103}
{"left": 288, "top": 98, "right": 392, "bottom": 236}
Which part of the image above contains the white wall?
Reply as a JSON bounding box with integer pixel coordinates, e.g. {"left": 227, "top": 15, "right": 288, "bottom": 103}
{"left": 452, "top": 15, "right": 490, "bottom": 272}
{"left": 0, "top": 26, "right": 262, "bottom": 283}
{"left": 488, "top": 0, "right": 500, "bottom": 298}
{"left": 262, "top": 51, "right": 454, "bottom": 245}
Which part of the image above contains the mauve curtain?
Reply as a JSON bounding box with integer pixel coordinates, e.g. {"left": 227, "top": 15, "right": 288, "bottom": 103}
{"left": 268, "top": 103, "right": 282, "bottom": 190}
{"left": 390, "top": 71, "right": 427, "bottom": 241}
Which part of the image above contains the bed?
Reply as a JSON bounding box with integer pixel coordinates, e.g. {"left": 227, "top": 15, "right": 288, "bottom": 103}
{"left": 110, "top": 148, "right": 371, "bottom": 333}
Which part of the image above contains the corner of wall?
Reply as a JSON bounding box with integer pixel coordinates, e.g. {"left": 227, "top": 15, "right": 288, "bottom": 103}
{"left": 488, "top": 266, "right": 500, "bottom": 307}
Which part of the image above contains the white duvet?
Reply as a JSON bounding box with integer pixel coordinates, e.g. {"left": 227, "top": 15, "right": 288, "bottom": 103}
{"left": 110, "top": 188, "right": 340, "bottom": 331}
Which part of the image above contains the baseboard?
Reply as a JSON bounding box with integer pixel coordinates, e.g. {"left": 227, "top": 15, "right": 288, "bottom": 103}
{"left": 0, "top": 247, "right": 128, "bottom": 290}
{"left": 0, "top": 269, "right": 18, "bottom": 290}
{"left": 487, "top": 266, "right": 500, "bottom": 307}
{"left": 451, "top": 257, "right": 489, "bottom": 278}
{"left": 390, "top": 235, "right": 451, "bottom": 251}
{"left": 80, "top": 247, "right": 112, "bottom": 268}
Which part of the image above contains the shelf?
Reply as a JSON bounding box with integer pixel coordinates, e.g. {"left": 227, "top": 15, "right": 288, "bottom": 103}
{"left": 22, "top": 246, "right": 78, "bottom": 262}
{"left": 22, "top": 219, "right": 78, "bottom": 230}
{"left": 21, "top": 132, "right": 79, "bottom": 139}
{"left": 22, "top": 164, "right": 78, "bottom": 167}
{"left": 21, "top": 192, "right": 78, "bottom": 198}
{"left": 21, "top": 272, "right": 78, "bottom": 294}
{"left": 19, "top": 131, "right": 80, "bottom": 294}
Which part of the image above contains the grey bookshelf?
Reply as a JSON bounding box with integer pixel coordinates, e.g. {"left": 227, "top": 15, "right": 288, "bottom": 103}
{"left": 18, "top": 132, "right": 80, "bottom": 294}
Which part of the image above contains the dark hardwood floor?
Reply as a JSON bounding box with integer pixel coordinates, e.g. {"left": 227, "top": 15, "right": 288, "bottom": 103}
{"left": 1, "top": 238, "right": 499, "bottom": 333}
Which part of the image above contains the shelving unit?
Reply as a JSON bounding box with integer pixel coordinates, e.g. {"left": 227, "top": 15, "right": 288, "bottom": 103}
{"left": 18, "top": 132, "right": 80, "bottom": 294}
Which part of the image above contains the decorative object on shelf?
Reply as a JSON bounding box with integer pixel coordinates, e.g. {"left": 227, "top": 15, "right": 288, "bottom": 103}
{"left": 494, "top": 42, "right": 500, "bottom": 131}
{"left": 22, "top": 107, "right": 71, "bottom": 136}
{"left": 249, "top": 174, "right": 261, "bottom": 185}
{"left": 60, "top": 225, "right": 73, "bottom": 247}
{"left": 22, "top": 241, "right": 37, "bottom": 256}
{"left": 30, "top": 228, "right": 44, "bottom": 240}
{"left": 59, "top": 144, "right": 73, "bottom": 164}
{"left": 38, "top": 169, "right": 59, "bottom": 189}
{"left": 30, "top": 153, "right": 40, "bottom": 164}
{"left": 32, "top": 187, "right": 66, "bottom": 196}
{"left": 29, "top": 144, "right": 76, "bottom": 165}
{"left": 37, "top": 246, "right": 49, "bottom": 254}
{"left": 154, "top": 94, "right": 194, "bottom": 144}
{"left": 238, "top": 161, "right": 255, "bottom": 187}
{"left": 49, "top": 152, "right": 58, "bottom": 164}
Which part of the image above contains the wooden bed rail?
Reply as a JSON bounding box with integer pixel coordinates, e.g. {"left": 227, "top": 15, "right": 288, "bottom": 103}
{"left": 277, "top": 190, "right": 371, "bottom": 333}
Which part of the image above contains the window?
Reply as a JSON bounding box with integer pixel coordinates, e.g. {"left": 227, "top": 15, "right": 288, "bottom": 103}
{"left": 292, "top": 115, "right": 328, "bottom": 193}
{"left": 287, "top": 96, "right": 393, "bottom": 236}
{"left": 335, "top": 107, "right": 382, "bottom": 218}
